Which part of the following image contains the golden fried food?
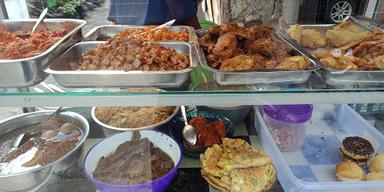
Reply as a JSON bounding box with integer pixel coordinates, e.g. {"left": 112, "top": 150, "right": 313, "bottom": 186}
{"left": 248, "top": 25, "right": 274, "bottom": 39}
{"left": 200, "top": 144, "right": 227, "bottom": 177}
{"left": 112, "top": 27, "right": 189, "bottom": 42}
{"left": 320, "top": 56, "right": 358, "bottom": 70}
{"left": 289, "top": 20, "right": 384, "bottom": 71}
{"left": 220, "top": 55, "right": 254, "bottom": 71}
{"left": 200, "top": 138, "right": 276, "bottom": 192}
{"left": 275, "top": 56, "right": 310, "bottom": 70}
{"left": 312, "top": 49, "right": 333, "bottom": 59}
{"left": 213, "top": 32, "right": 238, "bottom": 59}
{"left": 218, "top": 138, "right": 272, "bottom": 172}
{"left": 287, "top": 25, "right": 302, "bottom": 44}
{"left": 199, "top": 22, "right": 308, "bottom": 71}
{"left": 353, "top": 40, "right": 384, "bottom": 57}
{"left": 201, "top": 169, "right": 230, "bottom": 192}
{"left": 288, "top": 25, "right": 326, "bottom": 49}
{"left": 325, "top": 20, "right": 371, "bottom": 48}
{"left": 246, "top": 38, "right": 276, "bottom": 56}
{"left": 220, "top": 23, "right": 252, "bottom": 39}
{"left": 230, "top": 164, "right": 276, "bottom": 192}
{"left": 373, "top": 55, "right": 384, "bottom": 69}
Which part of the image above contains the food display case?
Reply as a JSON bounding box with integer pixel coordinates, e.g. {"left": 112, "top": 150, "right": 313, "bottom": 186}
{"left": 0, "top": 1, "right": 384, "bottom": 192}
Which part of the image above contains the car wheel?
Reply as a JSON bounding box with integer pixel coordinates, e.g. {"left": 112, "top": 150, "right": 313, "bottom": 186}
{"left": 325, "top": 0, "right": 354, "bottom": 23}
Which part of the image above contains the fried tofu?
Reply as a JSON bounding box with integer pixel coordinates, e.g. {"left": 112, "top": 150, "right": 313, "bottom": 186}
{"left": 288, "top": 25, "right": 326, "bottom": 49}
{"left": 325, "top": 20, "right": 371, "bottom": 48}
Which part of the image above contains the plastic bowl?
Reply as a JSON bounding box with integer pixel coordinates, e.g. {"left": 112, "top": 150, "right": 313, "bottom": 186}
{"left": 83, "top": 130, "right": 182, "bottom": 192}
{"left": 196, "top": 105, "right": 250, "bottom": 125}
{"left": 168, "top": 111, "right": 235, "bottom": 157}
{"left": 91, "top": 106, "right": 180, "bottom": 137}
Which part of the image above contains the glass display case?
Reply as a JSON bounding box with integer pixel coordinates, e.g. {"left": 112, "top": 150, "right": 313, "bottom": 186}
{"left": 0, "top": 0, "right": 383, "bottom": 192}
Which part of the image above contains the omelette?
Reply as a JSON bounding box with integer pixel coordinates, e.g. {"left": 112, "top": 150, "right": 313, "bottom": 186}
{"left": 200, "top": 138, "right": 276, "bottom": 192}
{"left": 218, "top": 138, "right": 272, "bottom": 173}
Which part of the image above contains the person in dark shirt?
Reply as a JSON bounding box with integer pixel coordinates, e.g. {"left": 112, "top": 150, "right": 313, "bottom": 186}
{"left": 108, "top": 0, "right": 201, "bottom": 29}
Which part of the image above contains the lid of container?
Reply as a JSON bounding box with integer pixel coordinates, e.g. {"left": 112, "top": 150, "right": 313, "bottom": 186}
{"left": 263, "top": 104, "right": 313, "bottom": 123}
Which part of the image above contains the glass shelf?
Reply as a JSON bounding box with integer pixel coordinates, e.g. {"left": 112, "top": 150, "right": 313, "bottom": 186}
{"left": 1, "top": 71, "right": 384, "bottom": 106}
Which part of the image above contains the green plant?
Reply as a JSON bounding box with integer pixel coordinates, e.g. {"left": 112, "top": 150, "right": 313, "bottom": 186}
{"left": 44, "top": 0, "right": 85, "bottom": 16}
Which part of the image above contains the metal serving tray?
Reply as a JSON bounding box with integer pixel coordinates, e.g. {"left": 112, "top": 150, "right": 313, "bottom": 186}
{"left": 0, "top": 19, "right": 86, "bottom": 88}
{"left": 45, "top": 41, "right": 196, "bottom": 88}
{"left": 196, "top": 29, "right": 319, "bottom": 85}
{"left": 83, "top": 25, "right": 198, "bottom": 43}
{"left": 278, "top": 21, "right": 384, "bottom": 86}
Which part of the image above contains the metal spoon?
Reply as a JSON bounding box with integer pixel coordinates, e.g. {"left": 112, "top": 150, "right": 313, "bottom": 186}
{"left": 181, "top": 106, "right": 197, "bottom": 145}
{"left": 134, "top": 19, "right": 176, "bottom": 37}
{"left": 11, "top": 107, "right": 63, "bottom": 148}
{"left": 32, "top": 8, "right": 48, "bottom": 33}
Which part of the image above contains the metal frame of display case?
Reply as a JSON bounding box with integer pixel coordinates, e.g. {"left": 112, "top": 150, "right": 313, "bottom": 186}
{"left": 0, "top": 91, "right": 383, "bottom": 106}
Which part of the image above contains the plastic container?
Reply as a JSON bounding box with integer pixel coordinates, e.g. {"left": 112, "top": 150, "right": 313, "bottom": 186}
{"left": 262, "top": 104, "right": 313, "bottom": 151}
{"left": 83, "top": 130, "right": 182, "bottom": 192}
{"left": 255, "top": 104, "right": 384, "bottom": 192}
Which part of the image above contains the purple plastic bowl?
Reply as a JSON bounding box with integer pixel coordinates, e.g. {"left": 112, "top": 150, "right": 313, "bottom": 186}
{"left": 263, "top": 104, "right": 313, "bottom": 124}
{"left": 82, "top": 130, "right": 182, "bottom": 192}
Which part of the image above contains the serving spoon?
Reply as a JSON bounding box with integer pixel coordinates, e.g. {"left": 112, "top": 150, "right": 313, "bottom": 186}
{"left": 11, "top": 107, "right": 63, "bottom": 149}
{"left": 32, "top": 8, "right": 48, "bottom": 33}
{"left": 133, "top": 19, "right": 176, "bottom": 38}
{"left": 181, "top": 106, "right": 197, "bottom": 145}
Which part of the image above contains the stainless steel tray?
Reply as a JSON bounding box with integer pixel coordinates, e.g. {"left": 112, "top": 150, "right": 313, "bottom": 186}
{"left": 196, "top": 29, "right": 319, "bottom": 85}
{"left": 83, "top": 25, "right": 198, "bottom": 43}
{"left": 45, "top": 41, "right": 197, "bottom": 88}
{"left": 278, "top": 21, "right": 384, "bottom": 86}
{"left": 0, "top": 19, "right": 86, "bottom": 88}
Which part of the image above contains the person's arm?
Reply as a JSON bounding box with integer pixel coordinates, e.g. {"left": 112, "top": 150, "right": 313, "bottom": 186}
{"left": 195, "top": 0, "right": 203, "bottom": 6}
{"left": 165, "top": 0, "right": 197, "bottom": 20}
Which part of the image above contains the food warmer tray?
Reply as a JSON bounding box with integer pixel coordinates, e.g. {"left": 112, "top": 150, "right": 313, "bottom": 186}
{"left": 83, "top": 25, "right": 198, "bottom": 44}
{"left": 255, "top": 104, "right": 384, "bottom": 192}
{"left": 45, "top": 41, "right": 197, "bottom": 88}
{"left": 278, "top": 22, "right": 384, "bottom": 86}
{"left": 196, "top": 29, "right": 320, "bottom": 85}
{"left": 0, "top": 19, "right": 86, "bottom": 88}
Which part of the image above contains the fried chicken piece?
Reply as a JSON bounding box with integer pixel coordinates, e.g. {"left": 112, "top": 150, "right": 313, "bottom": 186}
{"left": 248, "top": 25, "right": 274, "bottom": 39}
{"left": 199, "top": 35, "right": 216, "bottom": 53}
{"left": 275, "top": 56, "right": 309, "bottom": 70}
{"left": 264, "top": 60, "right": 278, "bottom": 69}
{"left": 253, "top": 54, "right": 267, "bottom": 69}
{"left": 207, "top": 25, "right": 222, "bottom": 38}
{"left": 220, "top": 23, "right": 252, "bottom": 39}
{"left": 246, "top": 38, "right": 275, "bottom": 56}
{"left": 213, "top": 32, "right": 238, "bottom": 59}
{"left": 272, "top": 43, "right": 290, "bottom": 64}
{"left": 220, "top": 55, "right": 254, "bottom": 71}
